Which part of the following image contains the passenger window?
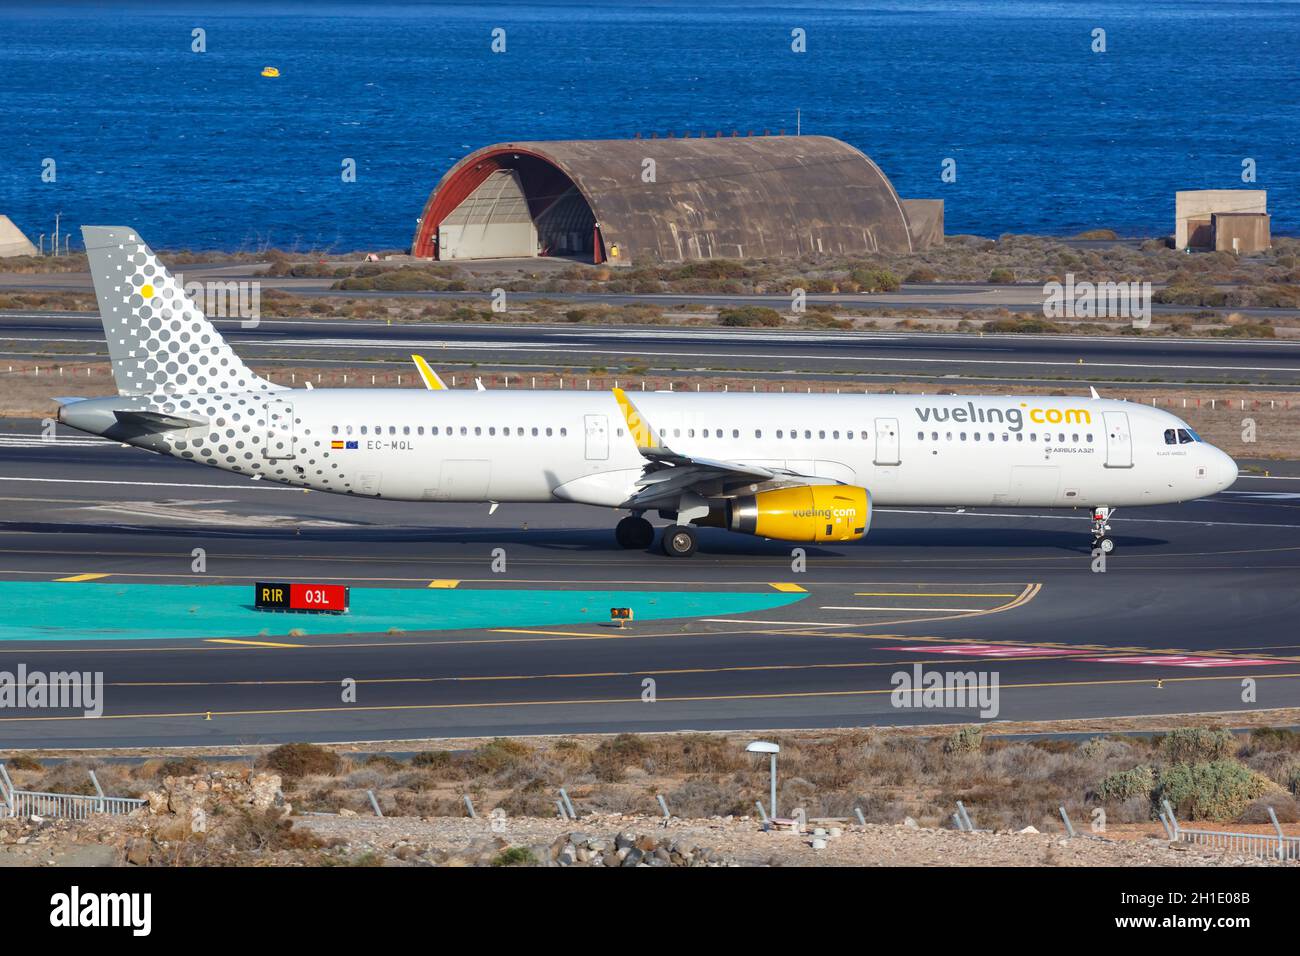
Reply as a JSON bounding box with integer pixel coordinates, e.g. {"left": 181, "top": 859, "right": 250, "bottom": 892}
{"left": 460, "top": 426, "right": 467, "bottom": 436}
{"left": 819, "top": 430, "right": 826, "bottom": 439}
{"left": 545, "top": 428, "right": 553, "bottom": 437}
{"left": 1072, "top": 433, "right": 1078, "bottom": 442}
{"left": 688, "top": 429, "right": 695, "bottom": 438}
{"left": 732, "top": 429, "right": 739, "bottom": 438}
{"left": 345, "top": 425, "right": 353, "bottom": 436}
{"left": 531, "top": 427, "right": 538, "bottom": 436}
{"left": 404, "top": 426, "right": 411, "bottom": 435}
{"left": 360, "top": 426, "right": 367, "bottom": 435}
{"left": 804, "top": 430, "right": 811, "bottom": 439}
{"left": 974, "top": 432, "right": 981, "bottom": 442}
{"left": 932, "top": 431, "right": 938, "bottom": 441}
{"left": 833, "top": 430, "right": 840, "bottom": 439}
{"left": 917, "top": 431, "right": 924, "bottom": 440}
{"left": 474, "top": 427, "right": 482, "bottom": 436}
{"left": 560, "top": 427, "right": 567, "bottom": 437}
{"left": 755, "top": 430, "right": 762, "bottom": 439}
{"left": 488, "top": 427, "right": 496, "bottom": 436}
{"left": 861, "top": 431, "right": 869, "bottom": 440}
{"left": 389, "top": 426, "right": 396, "bottom": 435}
{"left": 1029, "top": 433, "right": 1036, "bottom": 442}
{"left": 960, "top": 432, "right": 967, "bottom": 441}
{"left": 431, "top": 426, "right": 439, "bottom": 436}
{"left": 331, "top": 425, "right": 338, "bottom": 435}
{"left": 776, "top": 430, "right": 783, "bottom": 438}
{"left": 1058, "top": 433, "right": 1065, "bottom": 443}
{"left": 1086, "top": 433, "right": 1093, "bottom": 442}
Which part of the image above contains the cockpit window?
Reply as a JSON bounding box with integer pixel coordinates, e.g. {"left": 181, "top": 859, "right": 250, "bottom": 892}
{"left": 1163, "top": 428, "right": 1177, "bottom": 445}
{"left": 1177, "top": 428, "right": 1196, "bottom": 444}
{"left": 1185, "top": 428, "right": 1202, "bottom": 443}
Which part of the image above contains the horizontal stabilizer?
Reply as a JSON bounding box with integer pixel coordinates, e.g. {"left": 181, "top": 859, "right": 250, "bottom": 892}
{"left": 113, "top": 409, "right": 209, "bottom": 432}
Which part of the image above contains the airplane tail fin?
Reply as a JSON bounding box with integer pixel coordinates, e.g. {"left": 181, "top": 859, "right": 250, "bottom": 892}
{"left": 82, "top": 225, "right": 280, "bottom": 397}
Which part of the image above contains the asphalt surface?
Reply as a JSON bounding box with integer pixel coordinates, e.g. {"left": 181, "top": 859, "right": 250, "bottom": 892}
{"left": 1, "top": 419, "right": 1298, "bottom": 748}
{"left": 5, "top": 311, "right": 1300, "bottom": 389}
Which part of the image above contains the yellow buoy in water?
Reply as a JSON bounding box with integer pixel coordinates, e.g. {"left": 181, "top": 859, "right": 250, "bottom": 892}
{"left": 261, "top": 66, "right": 280, "bottom": 78}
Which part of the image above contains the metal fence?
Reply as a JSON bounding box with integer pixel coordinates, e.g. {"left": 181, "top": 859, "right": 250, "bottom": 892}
{"left": 1161, "top": 800, "right": 1300, "bottom": 862}
{"left": 0, "top": 764, "right": 146, "bottom": 821}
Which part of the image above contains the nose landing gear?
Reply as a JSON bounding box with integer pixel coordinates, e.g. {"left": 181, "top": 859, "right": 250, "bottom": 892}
{"left": 1091, "top": 507, "right": 1115, "bottom": 554}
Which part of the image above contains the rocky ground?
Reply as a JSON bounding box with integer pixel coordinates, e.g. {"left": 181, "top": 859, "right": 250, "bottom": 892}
{"left": 1, "top": 806, "right": 1291, "bottom": 868}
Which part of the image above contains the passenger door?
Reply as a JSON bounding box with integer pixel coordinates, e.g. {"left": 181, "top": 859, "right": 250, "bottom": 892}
{"left": 264, "top": 400, "right": 295, "bottom": 459}
{"left": 873, "top": 417, "right": 900, "bottom": 466}
{"left": 1103, "top": 411, "right": 1133, "bottom": 468}
{"left": 584, "top": 414, "right": 609, "bottom": 461}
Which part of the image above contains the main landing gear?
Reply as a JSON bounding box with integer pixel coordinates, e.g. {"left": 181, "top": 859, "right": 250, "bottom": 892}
{"left": 1091, "top": 507, "right": 1115, "bottom": 554}
{"left": 615, "top": 514, "right": 655, "bottom": 550}
{"left": 660, "top": 524, "right": 697, "bottom": 557}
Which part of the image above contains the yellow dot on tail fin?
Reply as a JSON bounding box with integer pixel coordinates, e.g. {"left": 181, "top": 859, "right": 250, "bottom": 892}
{"left": 141, "top": 284, "right": 154, "bottom": 298}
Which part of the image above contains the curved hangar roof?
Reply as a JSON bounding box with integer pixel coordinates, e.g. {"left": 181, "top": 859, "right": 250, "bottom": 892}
{"left": 411, "top": 136, "right": 913, "bottom": 263}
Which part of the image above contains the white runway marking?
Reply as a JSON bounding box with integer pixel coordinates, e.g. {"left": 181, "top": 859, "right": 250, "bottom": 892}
{"left": 820, "top": 605, "right": 987, "bottom": 612}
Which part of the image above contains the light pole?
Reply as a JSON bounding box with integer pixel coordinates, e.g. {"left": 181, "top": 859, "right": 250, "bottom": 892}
{"left": 746, "top": 740, "right": 780, "bottom": 820}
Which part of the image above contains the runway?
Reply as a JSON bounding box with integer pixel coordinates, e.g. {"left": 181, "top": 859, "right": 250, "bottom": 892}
{"left": 4, "top": 312, "right": 1300, "bottom": 388}
{"left": 1, "top": 419, "right": 1298, "bottom": 748}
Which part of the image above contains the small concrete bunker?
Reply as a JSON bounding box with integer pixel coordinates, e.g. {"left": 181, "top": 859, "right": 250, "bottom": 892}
{"left": 411, "top": 135, "right": 920, "bottom": 264}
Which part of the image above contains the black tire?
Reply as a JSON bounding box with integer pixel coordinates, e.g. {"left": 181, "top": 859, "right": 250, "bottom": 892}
{"left": 1097, "top": 536, "right": 1115, "bottom": 554}
{"left": 615, "top": 515, "right": 654, "bottom": 549}
{"left": 661, "top": 524, "right": 697, "bottom": 557}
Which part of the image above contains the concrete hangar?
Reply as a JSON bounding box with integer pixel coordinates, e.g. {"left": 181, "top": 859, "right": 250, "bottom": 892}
{"left": 410, "top": 134, "right": 941, "bottom": 265}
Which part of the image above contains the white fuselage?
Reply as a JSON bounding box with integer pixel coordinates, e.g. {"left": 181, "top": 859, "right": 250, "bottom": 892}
{"left": 128, "top": 389, "right": 1237, "bottom": 510}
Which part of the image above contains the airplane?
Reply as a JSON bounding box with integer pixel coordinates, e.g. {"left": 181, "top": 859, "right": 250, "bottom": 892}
{"left": 57, "top": 226, "right": 1238, "bottom": 557}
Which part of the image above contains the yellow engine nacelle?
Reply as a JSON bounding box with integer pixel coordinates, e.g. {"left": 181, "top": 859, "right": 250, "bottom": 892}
{"left": 728, "top": 485, "right": 871, "bottom": 543}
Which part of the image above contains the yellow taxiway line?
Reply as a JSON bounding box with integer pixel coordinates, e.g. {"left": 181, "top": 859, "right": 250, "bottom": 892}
{"left": 53, "top": 572, "right": 110, "bottom": 582}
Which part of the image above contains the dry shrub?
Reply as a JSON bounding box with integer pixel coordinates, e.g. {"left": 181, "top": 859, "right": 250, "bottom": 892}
{"left": 262, "top": 742, "right": 341, "bottom": 778}
{"left": 222, "top": 808, "right": 323, "bottom": 852}
{"left": 1159, "top": 728, "right": 1235, "bottom": 764}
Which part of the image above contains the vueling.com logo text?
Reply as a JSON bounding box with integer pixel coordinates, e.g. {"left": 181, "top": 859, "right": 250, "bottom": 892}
{"left": 914, "top": 401, "right": 1092, "bottom": 432}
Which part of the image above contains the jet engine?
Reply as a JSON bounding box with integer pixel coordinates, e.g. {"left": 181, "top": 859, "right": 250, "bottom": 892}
{"left": 727, "top": 485, "right": 871, "bottom": 543}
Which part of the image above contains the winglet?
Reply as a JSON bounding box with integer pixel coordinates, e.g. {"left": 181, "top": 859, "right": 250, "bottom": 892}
{"left": 1089, "top": 386, "right": 1101, "bottom": 400}
{"left": 411, "top": 355, "right": 447, "bottom": 391}
{"left": 612, "top": 387, "right": 660, "bottom": 451}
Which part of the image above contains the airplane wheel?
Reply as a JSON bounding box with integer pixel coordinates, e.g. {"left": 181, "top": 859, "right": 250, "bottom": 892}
{"left": 1096, "top": 536, "right": 1115, "bottom": 554}
{"left": 615, "top": 515, "right": 654, "bottom": 549}
{"left": 661, "top": 524, "right": 697, "bottom": 557}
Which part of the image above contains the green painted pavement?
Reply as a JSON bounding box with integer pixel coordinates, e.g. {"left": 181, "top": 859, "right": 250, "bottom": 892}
{"left": 0, "top": 582, "right": 806, "bottom": 642}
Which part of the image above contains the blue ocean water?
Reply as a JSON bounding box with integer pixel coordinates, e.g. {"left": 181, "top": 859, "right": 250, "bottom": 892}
{"left": 1, "top": 0, "right": 1296, "bottom": 251}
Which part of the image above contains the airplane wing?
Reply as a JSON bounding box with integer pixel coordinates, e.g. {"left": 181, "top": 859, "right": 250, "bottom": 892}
{"left": 610, "top": 387, "right": 821, "bottom": 509}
